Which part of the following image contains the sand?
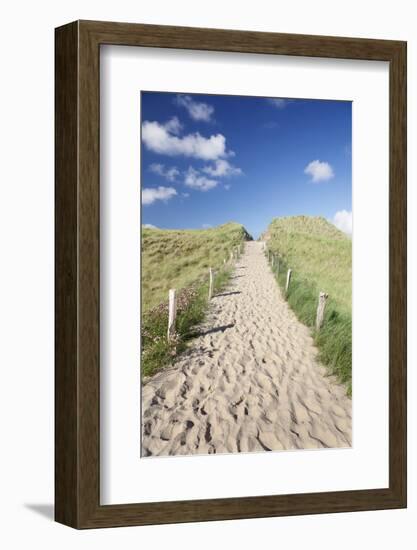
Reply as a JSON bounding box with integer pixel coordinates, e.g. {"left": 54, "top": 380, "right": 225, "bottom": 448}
{"left": 141, "top": 241, "right": 352, "bottom": 457}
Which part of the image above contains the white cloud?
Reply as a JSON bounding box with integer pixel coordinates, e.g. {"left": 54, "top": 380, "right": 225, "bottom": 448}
{"left": 142, "top": 118, "right": 227, "bottom": 160}
{"left": 149, "top": 163, "right": 180, "bottom": 182}
{"left": 182, "top": 192, "right": 190, "bottom": 198}
{"left": 142, "top": 186, "right": 177, "bottom": 206}
{"left": 184, "top": 167, "right": 218, "bottom": 191}
{"left": 332, "top": 210, "right": 352, "bottom": 235}
{"left": 163, "top": 116, "right": 182, "bottom": 135}
{"left": 176, "top": 95, "right": 214, "bottom": 122}
{"left": 304, "top": 160, "right": 335, "bottom": 182}
{"left": 202, "top": 224, "right": 212, "bottom": 229}
{"left": 143, "top": 223, "right": 157, "bottom": 229}
{"left": 202, "top": 159, "right": 242, "bottom": 177}
{"left": 149, "top": 163, "right": 165, "bottom": 176}
{"left": 267, "top": 98, "right": 288, "bottom": 109}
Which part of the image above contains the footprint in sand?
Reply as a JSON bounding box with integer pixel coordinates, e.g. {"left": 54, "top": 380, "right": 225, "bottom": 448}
{"left": 142, "top": 242, "right": 352, "bottom": 457}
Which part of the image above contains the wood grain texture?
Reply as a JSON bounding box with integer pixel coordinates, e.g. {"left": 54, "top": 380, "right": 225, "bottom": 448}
{"left": 55, "top": 21, "right": 79, "bottom": 527}
{"left": 55, "top": 20, "right": 407, "bottom": 529}
{"left": 388, "top": 40, "right": 407, "bottom": 505}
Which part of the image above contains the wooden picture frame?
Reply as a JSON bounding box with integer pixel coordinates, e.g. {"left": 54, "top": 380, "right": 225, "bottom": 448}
{"left": 55, "top": 20, "right": 407, "bottom": 529}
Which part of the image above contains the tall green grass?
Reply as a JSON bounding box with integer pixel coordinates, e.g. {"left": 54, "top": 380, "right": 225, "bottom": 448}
{"left": 266, "top": 216, "right": 352, "bottom": 395}
{"left": 142, "top": 267, "right": 232, "bottom": 378}
{"left": 141, "top": 223, "right": 250, "bottom": 377}
{"left": 142, "top": 222, "right": 251, "bottom": 313}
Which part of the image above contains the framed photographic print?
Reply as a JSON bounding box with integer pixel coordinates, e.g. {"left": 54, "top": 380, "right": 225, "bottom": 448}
{"left": 55, "top": 20, "right": 407, "bottom": 528}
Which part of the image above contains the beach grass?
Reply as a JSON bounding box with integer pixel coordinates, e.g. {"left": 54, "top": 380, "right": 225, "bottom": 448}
{"left": 142, "top": 222, "right": 251, "bottom": 313}
{"left": 265, "top": 216, "right": 352, "bottom": 394}
{"left": 141, "top": 223, "right": 250, "bottom": 377}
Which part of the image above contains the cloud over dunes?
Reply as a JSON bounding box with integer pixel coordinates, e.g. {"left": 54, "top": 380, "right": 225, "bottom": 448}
{"left": 304, "top": 160, "right": 335, "bottom": 182}
{"left": 184, "top": 167, "right": 218, "bottom": 191}
{"left": 142, "top": 186, "right": 177, "bottom": 205}
{"left": 332, "top": 210, "right": 352, "bottom": 234}
{"left": 202, "top": 159, "right": 242, "bottom": 177}
{"left": 267, "top": 98, "right": 289, "bottom": 109}
{"left": 142, "top": 118, "right": 227, "bottom": 160}
{"left": 149, "top": 163, "right": 180, "bottom": 182}
{"left": 175, "top": 94, "right": 214, "bottom": 122}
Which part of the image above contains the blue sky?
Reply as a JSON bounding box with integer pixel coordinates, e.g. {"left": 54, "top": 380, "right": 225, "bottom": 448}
{"left": 141, "top": 92, "right": 352, "bottom": 239}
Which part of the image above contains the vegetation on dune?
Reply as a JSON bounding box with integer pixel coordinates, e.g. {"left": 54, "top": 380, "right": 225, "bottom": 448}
{"left": 142, "top": 268, "right": 232, "bottom": 378}
{"left": 142, "top": 222, "right": 251, "bottom": 313}
{"left": 141, "top": 222, "right": 250, "bottom": 378}
{"left": 265, "top": 216, "right": 352, "bottom": 395}
{"left": 142, "top": 216, "right": 351, "bottom": 391}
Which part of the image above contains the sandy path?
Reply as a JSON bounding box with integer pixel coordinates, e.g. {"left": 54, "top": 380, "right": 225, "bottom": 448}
{"left": 142, "top": 241, "right": 352, "bottom": 457}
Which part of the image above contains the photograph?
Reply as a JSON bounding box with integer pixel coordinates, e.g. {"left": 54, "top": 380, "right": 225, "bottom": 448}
{"left": 140, "top": 91, "right": 352, "bottom": 457}
{"left": 2, "top": 4, "right": 405, "bottom": 538}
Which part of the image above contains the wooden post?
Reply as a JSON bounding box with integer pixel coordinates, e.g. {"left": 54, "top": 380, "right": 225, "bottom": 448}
{"left": 208, "top": 267, "right": 214, "bottom": 300}
{"left": 223, "top": 258, "right": 226, "bottom": 265}
{"left": 316, "top": 292, "right": 329, "bottom": 330}
{"left": 230, "top": 250, "right": 234, "bottom": 262}
{"left": 167, "top": 289, "right": 177, "bottom": 340}
{"left": 285, "top": 269, "right": 292, "bottom": 294}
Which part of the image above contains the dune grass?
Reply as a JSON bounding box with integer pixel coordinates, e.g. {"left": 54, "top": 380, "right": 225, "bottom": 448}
{"left": 141, "top": 223, "right": 250, "bottom": 377}
{"left": 142, "top": 222, "right": 251, "bottom": 313}
{"left": 142, "top": 267, "right": 232, "bottom": 378}
{"left": 265, "top": 216, "right": 352, "bottom": 394}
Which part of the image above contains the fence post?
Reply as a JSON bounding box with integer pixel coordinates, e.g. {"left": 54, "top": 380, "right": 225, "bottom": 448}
{"left": 167, "top": 289, "right": 177, "bottom": 340}
{"left": 230, "top": 250, "right": 234, "bottom": 262}
{"left": 223, "top": 258, "right": 226, "bottom": 265}
{"left": 285, "top": 269, "right": 292, "bottom": 294}
{"left": 315, "top": 292, "right": 329, "bottom": 330}
{"left": 208, "top": 267, "right": 214, "bottom": 300}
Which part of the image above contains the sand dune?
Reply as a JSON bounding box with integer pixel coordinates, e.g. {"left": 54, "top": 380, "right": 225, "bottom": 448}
{"left": 141, "top": 241, "right": 352, "bottom": 457}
